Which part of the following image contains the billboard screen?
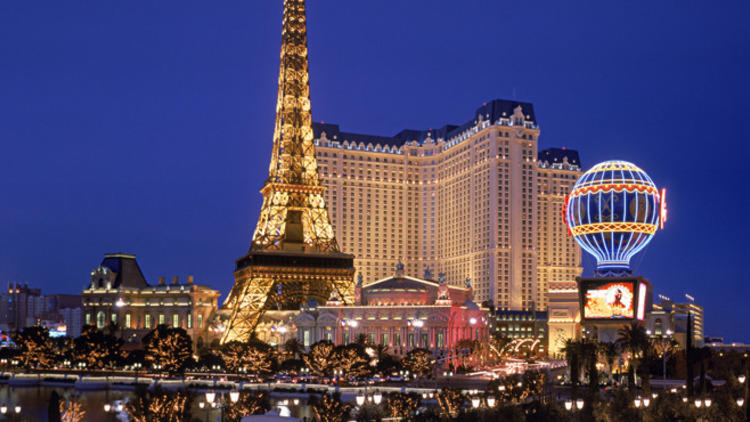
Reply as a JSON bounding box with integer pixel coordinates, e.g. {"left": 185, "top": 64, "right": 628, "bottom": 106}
{"left": 583, "top": 281, "right": 635, "bottom": 320}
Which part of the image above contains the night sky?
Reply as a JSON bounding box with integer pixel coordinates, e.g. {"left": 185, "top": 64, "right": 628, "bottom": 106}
{"left": 1, "top": 1, "right": 748, "bottom": 340}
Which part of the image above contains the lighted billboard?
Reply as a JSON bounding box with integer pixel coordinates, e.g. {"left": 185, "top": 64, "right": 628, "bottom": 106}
{"left": 579, "top": 277, "right": 651, "bottom": 321}
{"left": 583, "top": 282, "right": 635, "bottom": 319}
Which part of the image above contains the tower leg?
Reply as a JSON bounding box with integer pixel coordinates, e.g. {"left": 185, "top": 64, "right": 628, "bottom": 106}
{"left": 221, "top": 277, "right": 275, "bottom": 344}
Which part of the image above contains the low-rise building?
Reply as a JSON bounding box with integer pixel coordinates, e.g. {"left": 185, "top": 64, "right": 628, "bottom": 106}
{"left": 295, "top": 264, "right": 489, "bottom": 354}
{"left": 546, "top": 280, "right": 581, "bottom": 358}
{"left": 645, "top": 295, "right": 704, "bottom": 349}
{"left": 492, "top": 309, "right": 548, "bottom": 356}
{"left": 82, "top": 253, "right": 221, "bottom": 350}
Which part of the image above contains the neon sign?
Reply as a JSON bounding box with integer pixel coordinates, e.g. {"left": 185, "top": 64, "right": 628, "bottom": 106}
{"left": 565, "top": 160, "right": 667, "bottom": 273}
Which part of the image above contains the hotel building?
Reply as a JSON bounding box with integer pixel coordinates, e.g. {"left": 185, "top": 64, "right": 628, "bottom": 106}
{"left": 82, "top": 253, "right": 221, "bottom": 350}
{"left": 313, "top": 99, "right": 581, "bottom": 310}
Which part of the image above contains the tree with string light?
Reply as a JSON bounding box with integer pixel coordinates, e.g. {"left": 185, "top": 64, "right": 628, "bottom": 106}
{"left": 304, "top": 340, "right": 336, "bottom": 377}
{"left": 311, "top": 393, "right": 351, "bottom": 422}
{"left": 222, "top": 391, "right": 271, "bottom": 422}
{"left": 402, "top": 348, "right": 434, "bottom": 379}
{"left": 126, "top": 387, "right": 191, "bottom": 422}
{"left": 385, "top": 393, "right": 421, "bottom": 420}
{"left": 59, "top": 396, "right": 86, "bottom": 422}
{"left": 73, "top": 325, "right": 123, "bottom": 369}
{"left": 13, "top": 326, "right": 56, "bottom": 369}
{"left": 220, "top": 341, "right": 274, "bottom": 375}
{"left": 142, "top": 325, "right": 193, "bottom": 373}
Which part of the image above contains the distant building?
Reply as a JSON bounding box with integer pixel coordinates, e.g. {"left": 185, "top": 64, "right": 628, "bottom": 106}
{"left": 295, "top": 264, "right": 489, "bottom": 354}
{"left": 81, "top": 253, "right": 221, "bottom": 350}
{"left": 61, "top": 307, "right": 83, "bottom": 338}
{"left": 492, "top": 309, "right": 548, "bottom": 356}
{"left": 646, "top": 296, "right": 704, "bottom": 349}
{"left": 0, "top": 284, "right": 41, "bottom": 331}
{"left": 0, "top": 285, "right": 82, "bottom": 337}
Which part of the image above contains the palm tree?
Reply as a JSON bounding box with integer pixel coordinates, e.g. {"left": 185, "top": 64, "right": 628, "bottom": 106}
{"left": 616, "top": 322, "right": 649, "bottom": 391}
{"left": 599, "top": 341, "right": 620, "bottom": 383}
{"left": 562, "top": 339, "right": 582, "bottom": 398}
{"left": 284, "top": 338, "right": 304, "bottom": 360}
{"left": 374, "top": 344, "right": 390, "bottom": 362}
{"left": 580, "top": 339, "right": 600, "bottom": 391}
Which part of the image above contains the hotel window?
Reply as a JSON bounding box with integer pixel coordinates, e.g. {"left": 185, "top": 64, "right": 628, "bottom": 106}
{"left": 111, "top": 313, "right": 117, "bottom": 324}
{"left": 159, "top": 314, "right": 165, "bottom": 325}
{"left": 85, "top": 313, "right": 91, "bottom": 326}
{"left": 369, "top": 333, "right": 376, "bottom": 345}
{"left": 96, "top": 311, "right": 105, "bottom": 329}
{"left": 187, "top": 314, "right": 193, "bottom": 329}
{"left": 172, "top": 314, "right": 179, "bottom": 328}
{"left": 145, "top": 314, "right": 152, "bottom": 329}
{"left": 381, "top": 333, "right": 389, "bottom": 345}
{"left": 304, "top": 330, "right": 310, "bottom": 347}
{"left": 125, "top": 313, "right": 131, "bottom": 329}
{"left": 198, "top": 314, "right": 203, "bottom": 328}
{"left": 394, "top": 333, "right": 401, "bottom": 346}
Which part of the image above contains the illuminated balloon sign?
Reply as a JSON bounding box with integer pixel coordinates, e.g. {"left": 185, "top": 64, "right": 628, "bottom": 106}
{"left": 564, "top": 160, "right": 666, "bottom": 275}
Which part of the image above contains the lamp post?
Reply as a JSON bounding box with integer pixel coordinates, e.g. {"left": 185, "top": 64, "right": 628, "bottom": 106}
{"left": 103, "top": 402, "right": 124, "bottom": 422}
{"left": 565, "top": 399, "right": 583, "bottom": 421}
{"left": 0, "top": 404, "right": 22, "bottom": 422}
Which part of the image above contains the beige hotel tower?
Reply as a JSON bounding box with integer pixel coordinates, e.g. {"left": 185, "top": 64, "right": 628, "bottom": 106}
{"left": 312, "top": 100, "right": 582, "bottom": 311}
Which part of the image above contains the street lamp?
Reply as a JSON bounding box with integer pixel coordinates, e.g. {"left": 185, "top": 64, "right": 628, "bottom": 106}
{"left": 229, "top": 391, "right": 240, "bottom": 403}
{"left": 737, "top": 398, "right": 745, "bottom": 407}
{"left": 739, "top": 375, "right": 746, "bottom": 384}
{"left": 564, "top": 400, "right": 573, "bottom": 411}
{"left": 471, "top": 397, "right": 480, "bottom": 408}
{"left": 575, "top": 398, "right": 584, "bottom": 410}
{"left": 373, "top": 390, "right": 382, "bottom": 405}
{"left": 356, "top": 391, "right": 365, "bottom": 406}
{"left": 486, "top": 396, "right": 496, "bottom": 408}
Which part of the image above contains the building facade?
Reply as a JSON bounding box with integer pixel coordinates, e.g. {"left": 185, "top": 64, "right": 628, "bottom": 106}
{"left": 546, "top": 280, "right": 581, "bottom": 357}
{"left": 82, "top": 253, "right": 221, "bottom": 349}
{"left": 313, "top": 99, "right": 582, "bottom": 311}
{"left": 491, "top": 310, "right": 549, "bottom": 357}
{"left": 0, "top": 284, "right": 41, "bottom": 331}
{"left": 295, "top": 265, "right": 489, "bottom": 354}
{"left": 645, "top": 296, "right": 704, "bottom": 350}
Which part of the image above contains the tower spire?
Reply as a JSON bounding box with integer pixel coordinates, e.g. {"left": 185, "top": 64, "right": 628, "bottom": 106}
{"left": 268, "top": 0, "right": 316, "bottom": 186}
{"left": 251, "top": 0, "right": 337, "bottom": 252}
{"left": 220, "top": 0, "right": 354, "bottom": 344}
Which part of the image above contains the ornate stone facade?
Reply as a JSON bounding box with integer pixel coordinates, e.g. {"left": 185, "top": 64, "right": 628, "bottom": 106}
{"left": 82, "top": 253, "right": 221, "bottom": 350}
{"left": 295, "top": 266, "right": 489, "bottom": 354}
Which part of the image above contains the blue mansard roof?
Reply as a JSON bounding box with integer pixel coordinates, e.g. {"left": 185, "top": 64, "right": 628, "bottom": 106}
{"left": 312, "top": 99, "right": 537, "bottom": 147}
{"left": 538, "top": 148, "right": 581, "bottom": 168}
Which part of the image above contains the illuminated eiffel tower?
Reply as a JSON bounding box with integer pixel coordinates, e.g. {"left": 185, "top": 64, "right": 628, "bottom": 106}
{"left": 221, "top": 0, "right": 354, "bottom": 343}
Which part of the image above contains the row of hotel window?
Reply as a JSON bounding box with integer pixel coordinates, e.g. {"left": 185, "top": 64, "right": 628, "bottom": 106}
{"left": 85, "top": 312, "right": 203, "bottom": 330}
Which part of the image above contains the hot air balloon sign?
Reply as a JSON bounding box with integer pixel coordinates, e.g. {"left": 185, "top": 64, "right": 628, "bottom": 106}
{"left": 564, "top": 160, "right": 667, "bottom": 276}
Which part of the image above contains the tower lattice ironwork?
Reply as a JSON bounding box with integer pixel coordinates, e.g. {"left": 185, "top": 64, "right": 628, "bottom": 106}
{"left": 221, "top": 0, "right": 354, "bottom": 343}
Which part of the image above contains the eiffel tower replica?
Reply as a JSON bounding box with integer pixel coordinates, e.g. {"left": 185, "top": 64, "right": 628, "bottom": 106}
{"left": 221, "top": 0, "right": 355, "bottom": 344}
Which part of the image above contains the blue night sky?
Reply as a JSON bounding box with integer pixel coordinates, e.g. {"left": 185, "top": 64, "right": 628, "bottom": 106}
{"left": 1, "top": 2, "right": 748, "bottom": 340}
